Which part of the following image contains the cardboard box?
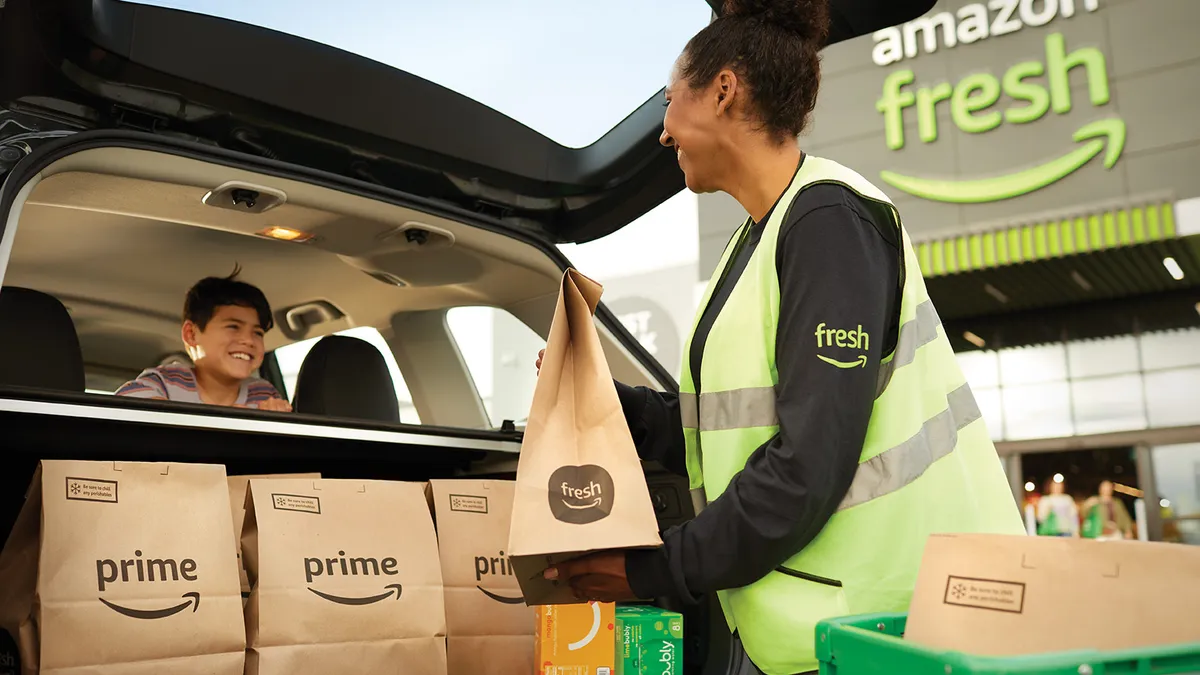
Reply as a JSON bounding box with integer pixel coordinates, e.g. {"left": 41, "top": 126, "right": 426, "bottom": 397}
{"left": 536, "top": 602, "right": 615, "bottom": 675}
{"left": 615, "top": 606, "right": 683, "bottom": 675}
{"left": 905, "top": 533, "right": 1200, "bottom": 656}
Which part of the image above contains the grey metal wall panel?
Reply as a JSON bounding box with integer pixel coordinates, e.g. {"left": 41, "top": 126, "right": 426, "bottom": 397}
{"left": 695, "top": 0, "right": 1200, "bottom": 278}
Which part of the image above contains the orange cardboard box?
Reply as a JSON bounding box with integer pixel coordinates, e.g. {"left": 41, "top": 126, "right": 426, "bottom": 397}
{"left": 536, "top": 601, "right": 615, "bottom": 675}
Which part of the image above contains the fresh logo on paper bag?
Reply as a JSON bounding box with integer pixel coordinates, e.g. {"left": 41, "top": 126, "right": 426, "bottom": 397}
{"left": 66, "top": 476, "right": 117, "bottom": 503}
{"left": 95, "top": 550, "right": 201, "bottom": 619}
{"left": 304, "top": 551, "right": 402, "bottom": 605}
{"left": 548, "top": 465, "right": 614, "bottom": 524}
{"left": 0, "top": 630, "right": 20, "bottom": 675}
{"left": 474, "top": 551, "right": 524, "bottom": 604}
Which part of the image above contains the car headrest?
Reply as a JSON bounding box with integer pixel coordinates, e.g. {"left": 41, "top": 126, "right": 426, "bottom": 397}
{"left": 0, "top": 286, "right": 86, "bottom": 392}
{"left": 292, "top": 335, "right": 400, "bottom": 423}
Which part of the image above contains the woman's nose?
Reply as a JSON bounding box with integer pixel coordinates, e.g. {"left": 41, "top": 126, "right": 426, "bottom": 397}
{"left": 659, "top": 128, "right": 673, "bottom": 148}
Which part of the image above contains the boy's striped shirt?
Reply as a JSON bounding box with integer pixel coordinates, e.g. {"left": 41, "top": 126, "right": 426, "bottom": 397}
{"left": 115, "top": 364, "right": 284, "bottom": 407}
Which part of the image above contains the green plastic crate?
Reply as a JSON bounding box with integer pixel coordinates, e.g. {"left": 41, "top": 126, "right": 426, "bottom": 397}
{"left": 815, "top": 612, "right": 1200, "bottom": 675}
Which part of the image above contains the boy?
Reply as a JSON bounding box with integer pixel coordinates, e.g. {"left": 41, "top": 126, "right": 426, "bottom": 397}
{"left": 116, "top": 268, "right": 292, "bottom": 412}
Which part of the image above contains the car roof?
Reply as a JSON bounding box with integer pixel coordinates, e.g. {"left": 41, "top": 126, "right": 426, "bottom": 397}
{"left": 2, "top": 0, "right": 935, "bottom": 244}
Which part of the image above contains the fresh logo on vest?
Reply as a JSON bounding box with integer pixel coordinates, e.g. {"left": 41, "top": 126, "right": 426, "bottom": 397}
{"left": 304, "top": 551, "right": 402, "bottom": 605}
{"left": 95, "top": 550, "right": 201, "bottom": 619}
{"left": 474, "top": 550, "right": 524, "bottom": 604}
{"left": 548, "top": 465, "right": 614, "bottom": 524}
{"left": 814, "top": 323, "right": 870, "bottom": 368}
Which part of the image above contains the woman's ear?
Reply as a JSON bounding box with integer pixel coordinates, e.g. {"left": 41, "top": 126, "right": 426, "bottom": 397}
{"left": 715, "top": 69, "right": 739, "bottom": 116}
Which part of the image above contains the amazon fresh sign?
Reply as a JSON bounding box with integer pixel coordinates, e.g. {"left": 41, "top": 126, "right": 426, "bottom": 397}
{"left": 871, "top": 0, "right": 1124, "bottom": 203}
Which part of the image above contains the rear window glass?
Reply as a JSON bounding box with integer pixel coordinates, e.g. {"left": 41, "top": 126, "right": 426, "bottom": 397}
{"left": 123, "top": 0, "right": 712, "bottom": 148}
{"left": 446, "top": 307, "right": 542, "bottom": 428}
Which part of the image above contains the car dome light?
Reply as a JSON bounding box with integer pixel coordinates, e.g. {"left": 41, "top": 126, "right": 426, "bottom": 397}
{"left": 258, "top": 226, "right": 313, "bottom": 242}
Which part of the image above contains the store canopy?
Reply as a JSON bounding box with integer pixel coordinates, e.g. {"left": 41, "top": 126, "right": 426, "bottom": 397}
{"left": 922, "top": 200, "right": 1200, "bottom": 351}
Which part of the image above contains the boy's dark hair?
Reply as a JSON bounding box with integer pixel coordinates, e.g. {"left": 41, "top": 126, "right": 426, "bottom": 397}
{"left": 681, "top": 0, "right": 830, "bottom": 143}
{"left": 183, "top": 264, "right": 274, "bottom": 332}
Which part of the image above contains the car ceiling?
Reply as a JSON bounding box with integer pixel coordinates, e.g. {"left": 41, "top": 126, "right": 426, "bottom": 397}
{"left": 3, "top": 154, "right": 566, "bottom": 373}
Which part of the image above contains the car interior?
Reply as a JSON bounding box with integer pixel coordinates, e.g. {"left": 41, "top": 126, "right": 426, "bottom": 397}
{"left": 0, "top": 142, "right": 724, "bottom": 671}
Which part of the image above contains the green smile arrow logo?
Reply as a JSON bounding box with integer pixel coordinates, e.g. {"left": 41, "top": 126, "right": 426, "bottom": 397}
{"left": 879, "top": 118, "right": 1126, "bottom": 204}
{"left": 817, "top": 354, "right": 868, "bottom": 369}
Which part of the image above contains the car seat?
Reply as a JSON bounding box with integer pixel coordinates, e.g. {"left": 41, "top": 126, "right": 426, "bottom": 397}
{"left": 0, "top": 286, "right": 86, "bottom": 391}
{"left": 291, "top": 335, "right": 400, "bottom": 423}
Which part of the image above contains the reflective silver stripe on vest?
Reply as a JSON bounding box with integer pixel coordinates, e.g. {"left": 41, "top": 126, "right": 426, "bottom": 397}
{"left": 875, "top": 300, "right": 942, "bottom": 398}
{"left": 680, "top": 392, "right": 699, "bottom": 429}
{"left": 838, "top": 382, "right": 981, "bottom": 512}
{"left": 679, "top": 387, "right": 777, "bottom": 432}
{"left": 681, "top": 300, "right": 941, "bottom": 430}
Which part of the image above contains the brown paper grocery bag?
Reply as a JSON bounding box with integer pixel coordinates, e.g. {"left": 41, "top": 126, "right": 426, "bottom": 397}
{"left": 227, "top": 473, "right": 320, "bottom": 603}
{"left": 428, "top": 479, "right": 534, "bottom": 675}
{"left": 905, "top": 533, "right": 1200, "bottom": 656}
{"left": 0, "top": 460, "right": 245, "bottom": 675}
{"left": 243, "top": 478, "right": 447, "bottom": 675}
{"left": 508, "top": 268, "right": 663, "bottom": 605}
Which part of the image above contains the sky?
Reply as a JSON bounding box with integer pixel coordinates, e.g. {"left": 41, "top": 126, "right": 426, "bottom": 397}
{"left": 130, "top": 0, "right": 711, "bottom": 148}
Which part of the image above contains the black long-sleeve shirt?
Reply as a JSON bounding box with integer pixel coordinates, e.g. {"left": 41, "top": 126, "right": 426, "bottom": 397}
{"left": 619, "top": 179, "right": 901, "bottom": 603}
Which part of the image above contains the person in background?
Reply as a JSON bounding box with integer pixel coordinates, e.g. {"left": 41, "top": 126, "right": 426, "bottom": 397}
{"left": 1082, "top": 480, "right": 1134, "bottom": 539}
{"left": 1036, "top": 478, "right": 1079, "bottom": 537}
{"left": 116, "top": 268, "right": 291, "bottom": 411}
{"left": 534, "top": 1, "right": 1022, "bottom": 672}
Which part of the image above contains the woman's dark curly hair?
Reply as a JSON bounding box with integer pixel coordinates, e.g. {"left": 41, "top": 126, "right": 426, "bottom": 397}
{"left": 680, "top": 0, "right": 830, "bottom": 143}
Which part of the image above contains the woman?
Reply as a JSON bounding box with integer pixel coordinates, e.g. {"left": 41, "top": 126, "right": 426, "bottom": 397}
{"left": 1037, "top": 478, "right": 1080, "bottom": 536}
{"left": 1082, "top": 480, "right": 1134, "bottom": 539}
{"left": 539, "top": 1, "right": 1024, "bottom": 673}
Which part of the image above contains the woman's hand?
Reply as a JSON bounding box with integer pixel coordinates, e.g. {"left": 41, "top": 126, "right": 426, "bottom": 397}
{"left": 536, "top": 349, "right": 545, "bottom": 375}
{"left": 542, "top": 551, "right": 637, "bottom": 603}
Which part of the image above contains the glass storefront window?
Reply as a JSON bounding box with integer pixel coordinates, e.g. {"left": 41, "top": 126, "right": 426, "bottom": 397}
{"left": 1151, "top": 442, "right": 1200, "bottom": 545}
{"left": 1067, "top": 336, "right": 1140, "bottom": 379}
{"left": 958, "top": 350, "right": 1000, "bottom": 389}
{"left": 1071, "top": 374, "right": 1147, "bottom": 435}
{"left": 1002, "top": 381, "right": 1074, "bottom": 440}
{"left": 1145, "top": 367, "right": 1200, "bottom": 428}
{"left": 999, "top": 344, "right": 1068, "bottom": 386}
{"left": 956, "top": 328, "right": 1200, "bottom": 442}
{"left": 1140, "top": 330, "right": 1200, "bottom": 371}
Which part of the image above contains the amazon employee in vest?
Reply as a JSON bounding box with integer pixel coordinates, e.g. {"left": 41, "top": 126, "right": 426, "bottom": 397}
{"left": 537, "top": 1, "right": 1025, "bottom": 674}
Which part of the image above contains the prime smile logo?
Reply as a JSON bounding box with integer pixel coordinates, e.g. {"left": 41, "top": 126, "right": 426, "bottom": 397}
{"left": 872, "top": 2, "right": 1123, "bottom": 203}
{"left": 547, "top": 465, "right": 614, "bottom": 525}
{"left": 304, "top": 552, "right": 403, "bottom": 605}
{"left": 95, "top": 550, "right": 201, "bottom": 619}
{"left": 474, "top": 551, "right": 524, "bottom": 604}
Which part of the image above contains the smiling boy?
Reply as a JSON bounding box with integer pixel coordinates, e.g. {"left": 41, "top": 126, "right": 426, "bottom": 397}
{"left": 115, "top": 269, "right": 291, "bottom": 411}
